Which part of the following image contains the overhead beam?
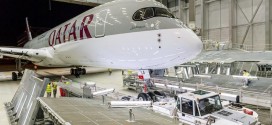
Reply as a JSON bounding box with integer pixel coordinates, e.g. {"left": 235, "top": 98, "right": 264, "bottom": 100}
{"left": 52, "top": 0, "right": 103, "bottom": 7}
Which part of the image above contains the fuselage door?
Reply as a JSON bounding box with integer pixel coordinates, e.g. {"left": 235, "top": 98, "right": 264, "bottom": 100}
{"left": 95, "top": 9, "right": 109, "bottom": 37}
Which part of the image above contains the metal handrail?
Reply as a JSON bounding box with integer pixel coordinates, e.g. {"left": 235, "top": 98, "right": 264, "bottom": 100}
{"left": 150, "top": 77, "right": 271, "bottom": 108}
{"left": 201, "top": 39, "right": 272, "bottom": 51}
{"left": 228, "top": 43, "right": 272, "bottom": 52}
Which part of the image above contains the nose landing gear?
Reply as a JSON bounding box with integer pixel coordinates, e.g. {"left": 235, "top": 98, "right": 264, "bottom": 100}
{"left": 12, "top": 59, "right": 26, "bottom": 81}
{"left": 12, "top": 72, "right": 23, "bottom": 81}
{"left": 70, "top": 67, "right": 86, "bottom": 78}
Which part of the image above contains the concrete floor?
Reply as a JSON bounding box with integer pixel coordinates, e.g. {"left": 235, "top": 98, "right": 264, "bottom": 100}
{"left": 0, "top": 68, "right": 136, "bottom": 125}
{"left": 0, "top": 67, "right": 107, "bottom": 125}
{"left": 65, "top": 71, "right": 139, "bottom": 97}
{"left": 0, "top": 80, "right": 19, "bottom": 124}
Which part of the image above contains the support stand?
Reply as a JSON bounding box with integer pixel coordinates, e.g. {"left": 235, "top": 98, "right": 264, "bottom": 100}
{"left": 101, "top": 95, "right": 105, "bottom": 105}
{"left": 126, "top": 108, "right": 135, "bottom": 122}
{"left": 270, "top": 90, "right": 272, "bottom": 124}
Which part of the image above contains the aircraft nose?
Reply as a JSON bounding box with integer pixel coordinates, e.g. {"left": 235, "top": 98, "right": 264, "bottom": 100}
{"left": 148, "top": 28, "right": 203, "bottom": 68}
{"left": 163, "top": 28, "right": 202, "bottom": 57}
{"left": 180, "top": 29, "right": 203, "bottom": 55}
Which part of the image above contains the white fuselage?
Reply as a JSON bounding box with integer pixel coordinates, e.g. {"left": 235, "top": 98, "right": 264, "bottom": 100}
{"left": 23, "top": 0, "right": 203, "bottom": 69}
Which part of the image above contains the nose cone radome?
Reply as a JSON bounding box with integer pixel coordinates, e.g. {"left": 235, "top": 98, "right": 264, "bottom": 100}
{"left": 170, "top": 29, "right": 203, "bottom": 65}
{"left": 149, "top": 28, "right": 203, "bottom": 69}
{"left": 179, "top": 29, "right": 203, "bottom": 56}
{"left": 189, "top": 30, "right": 203, "bottom": 55}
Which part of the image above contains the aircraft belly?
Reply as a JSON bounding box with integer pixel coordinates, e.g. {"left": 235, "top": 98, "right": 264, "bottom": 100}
{"left": 35, "top": 28, "right": 201, "bottom": 69}
{"left": 55, "top": 28, "right": 200, "bottom": 69}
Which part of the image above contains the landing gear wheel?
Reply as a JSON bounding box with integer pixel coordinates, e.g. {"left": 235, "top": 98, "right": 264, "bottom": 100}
{"left": 137, "top": 93, "right": 149, "bottom": 101}
{"left": 18, "top": 72, "right": 23, "bottom": 77}
{"left": 74, "top": 68, "right": 80, "bottom": 78}
{"left": 71, "top": 67, "right": 86, "bottom": 77}
{"left": 70, "top": 68, "right": 75, "bottom": 75}
{"left": 147, "top": 92, "right": 157, "bottom": 102}
{"left": 82, "top": 68, "right": 86, "bottom": 75}
{"left": 12, "top": 72, "right": 18, "bottom": 81}
{"left": 154, "top": 91, "right": 166, "bottom": 97}
{"left": 77, "top": 68, "right": 82, "bottom": 75}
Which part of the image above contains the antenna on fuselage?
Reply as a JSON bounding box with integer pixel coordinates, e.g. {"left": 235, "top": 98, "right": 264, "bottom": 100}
{"left": 25, "top": 17, "right": 33, "bottom": 41}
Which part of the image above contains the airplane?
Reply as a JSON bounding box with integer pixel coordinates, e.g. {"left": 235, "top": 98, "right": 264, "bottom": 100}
{"left": 0, "top": 0, "right": 203, "bottom": 81}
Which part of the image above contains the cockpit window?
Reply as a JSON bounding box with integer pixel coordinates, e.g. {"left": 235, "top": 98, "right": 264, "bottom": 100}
{"left": 133, "top": 8, "right": 154, "bottom": 21}
{"left": 155, "top": 8, "right": 175, "bottom": 18}
{"left": 133, "top": 7, "right": 175, "bottom": 21}
{"left": 144, "top": 8, "right": 155, "bottom": 19}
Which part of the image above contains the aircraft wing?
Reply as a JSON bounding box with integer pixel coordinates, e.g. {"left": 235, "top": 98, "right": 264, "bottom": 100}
{"left": 0, "top": 47, "right": 51, "bottom": 62}
{"left": 191, "top": 50, "right": 272, "bottom": 64}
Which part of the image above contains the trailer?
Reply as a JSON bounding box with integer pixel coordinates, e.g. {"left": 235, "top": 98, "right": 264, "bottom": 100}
{"left": 123, "top": 73, "right": 151, "bottom": 93}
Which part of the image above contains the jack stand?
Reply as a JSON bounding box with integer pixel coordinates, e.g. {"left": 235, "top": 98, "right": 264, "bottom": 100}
{"left": 16, "top": 59, "right": 21, "bottom": 72}
{"left": 16, "top": 58, "right": 24, "bottom": 75}
{"left": 270, "top": 89, "right": 272, "bottom": 124}
{"left": 172, "top": 107, "right": 179, "bottom": 123}
{"left": 101, "top": 95, "right": 105, "bottom": 105}
{"left": 126, "top": 108, "right": 135, "bottom": 122}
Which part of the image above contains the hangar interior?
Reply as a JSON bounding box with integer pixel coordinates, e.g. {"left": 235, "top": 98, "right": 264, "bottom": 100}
{"left": 1, "top": 0, "right": 272, "bottom": 125}
{"left": 164, "top": 0, "right": 272, "bottom": 51}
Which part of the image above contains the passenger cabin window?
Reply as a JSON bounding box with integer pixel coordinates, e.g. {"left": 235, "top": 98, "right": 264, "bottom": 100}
{"left": 133, "top": 7, "right": 174, "bottom": 21}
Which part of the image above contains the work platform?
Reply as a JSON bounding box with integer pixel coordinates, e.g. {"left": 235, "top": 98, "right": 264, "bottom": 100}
{"left": 38, "top": 97, "right": 179, "bottom": 125}
{"left": 3, "top": 69, "right": 181, "bottom": 125}
{"left": 152, "top": 75, "right": 272, "bottom": 108}
{"left": 191, "top": 50, "right": 272, "bottom": 63}
{"left": 2, "top": 67, "right": 271, "bottom": 124}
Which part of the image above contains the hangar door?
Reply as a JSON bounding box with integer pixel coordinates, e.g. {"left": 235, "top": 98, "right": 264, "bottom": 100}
{"left": 95, "top": 9, "right": 108, "bottom": 37}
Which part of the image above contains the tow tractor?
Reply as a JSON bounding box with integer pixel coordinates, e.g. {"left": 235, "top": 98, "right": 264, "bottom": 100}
{"left": 111, "top": 90, "right": 260, "bottom": 125}
{"left": 153, "top": 90, "right": 259, "bottom": 125}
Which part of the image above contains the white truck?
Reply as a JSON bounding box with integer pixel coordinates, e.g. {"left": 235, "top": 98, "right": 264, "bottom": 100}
{"left": 112, "top": 89, "right": 259, "bottom": 124}
{"left": 152, "top": 90, "right": 259, "bottom": 125}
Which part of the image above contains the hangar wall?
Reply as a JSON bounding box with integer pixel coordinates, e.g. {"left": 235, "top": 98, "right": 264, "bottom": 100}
{"left": 163, "top": 0, "right": 272, "bottom": 51}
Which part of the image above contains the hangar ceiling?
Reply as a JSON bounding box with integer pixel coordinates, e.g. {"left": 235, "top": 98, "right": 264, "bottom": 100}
{"left": 51, "top": 0, "right": 112, "bottom": 6}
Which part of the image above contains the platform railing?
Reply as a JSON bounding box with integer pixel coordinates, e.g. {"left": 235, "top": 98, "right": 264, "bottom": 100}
{"left": 53, "top": 0, "right": 113, "bottom": 6}
{"left": 201, "top": 39, "right": 272, "bottom": 52}
{"left": 150, "top": 77, "right": 272, "bottom": 108}
{"left": 202, "top": 39, "right": 231, "bottom": 51}
{"left": 193, "top": 83, "right": 271, "bottom": 108}
{"left": 230, "top": 43, "right": 272, "bottom": 51}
